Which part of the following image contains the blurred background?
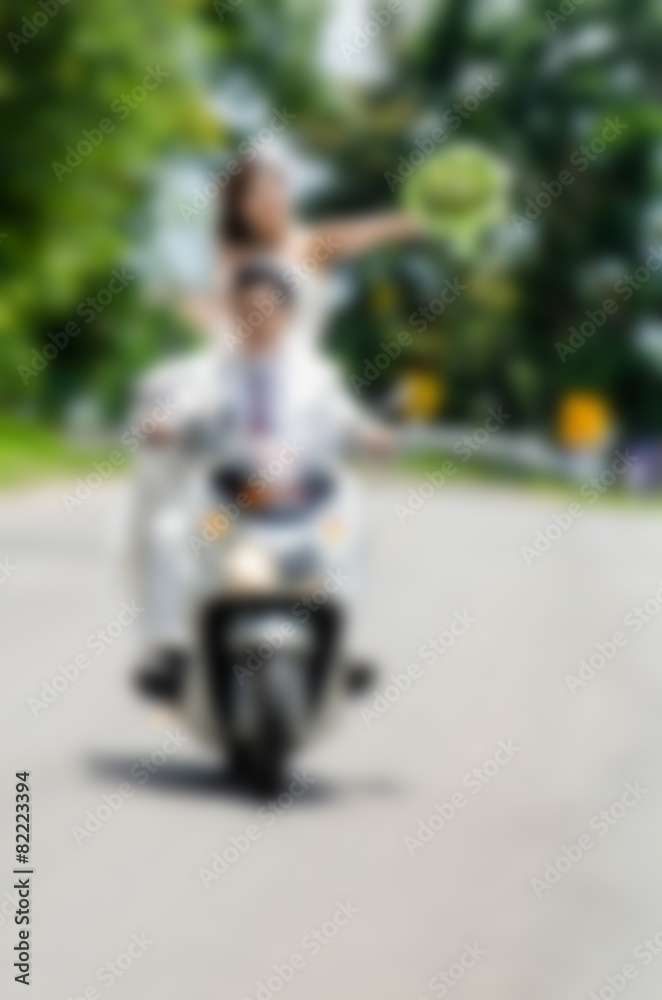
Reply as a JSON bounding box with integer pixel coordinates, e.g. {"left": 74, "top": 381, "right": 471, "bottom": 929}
{"left": 3, "top": 1, "right": 662, "bottom": 999}
{"left": 2, "top": 0, "right": 661, "bottom": 469}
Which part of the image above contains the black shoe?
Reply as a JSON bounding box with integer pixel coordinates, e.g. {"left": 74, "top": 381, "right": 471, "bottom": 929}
{"left": 134, "top": 648, "right": 187, "bottom": 703}
{"left": 344, "top": 660, "right": 377, "bottom": 696}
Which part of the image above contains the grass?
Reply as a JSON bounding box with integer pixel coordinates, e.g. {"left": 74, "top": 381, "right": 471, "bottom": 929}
{"left": 0, "top": 417, "right": 128, "bottom": 487}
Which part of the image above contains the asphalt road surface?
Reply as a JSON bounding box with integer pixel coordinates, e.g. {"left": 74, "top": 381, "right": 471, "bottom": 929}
{"left": 2, "top": 475, "right": 662, "bottom": 1000}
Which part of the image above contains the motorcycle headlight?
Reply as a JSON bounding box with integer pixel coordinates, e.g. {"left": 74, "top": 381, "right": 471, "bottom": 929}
{"left": 226, "top": 541, "right": 278, "bottom": 592}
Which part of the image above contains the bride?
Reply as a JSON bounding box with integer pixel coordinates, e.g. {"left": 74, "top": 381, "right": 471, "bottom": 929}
{"left": 182, "top": 152, "right": 422, "bottom": 344}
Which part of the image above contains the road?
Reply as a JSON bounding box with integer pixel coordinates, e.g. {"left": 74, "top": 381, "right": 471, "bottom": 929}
{"left": 2, "top": 474, "right": 662, "bottom": 1000}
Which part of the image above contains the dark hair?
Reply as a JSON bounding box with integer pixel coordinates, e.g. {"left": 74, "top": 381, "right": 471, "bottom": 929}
{"left": 217, "top": 157, "right": 281, "bottom": 247}
{"left": 233, "top": 260, "right": 293, "bottom": 305}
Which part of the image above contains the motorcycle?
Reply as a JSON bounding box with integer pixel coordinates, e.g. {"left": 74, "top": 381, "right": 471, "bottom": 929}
{"left": 176, "top": 438, "right": 361, "bottom": 789}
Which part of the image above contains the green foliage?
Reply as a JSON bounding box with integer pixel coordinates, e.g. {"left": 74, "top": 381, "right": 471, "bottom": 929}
{"left": 0, "top": 415, "right": 127, "bottom": 484}
{"left": 1, "top": 0, "right": 218, "bottom": 415}
{"left": 1, "top": 0, "right": 661, "bottom": 441}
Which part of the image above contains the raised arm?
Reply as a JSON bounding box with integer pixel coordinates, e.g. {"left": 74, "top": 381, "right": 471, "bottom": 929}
{"left": 306, "top": 212, "right": 423, "bottom": 262}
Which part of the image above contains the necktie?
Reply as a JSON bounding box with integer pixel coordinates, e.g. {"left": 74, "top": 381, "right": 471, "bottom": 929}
{"left": 247, "top": 364, "right": 271, "bottom": 435}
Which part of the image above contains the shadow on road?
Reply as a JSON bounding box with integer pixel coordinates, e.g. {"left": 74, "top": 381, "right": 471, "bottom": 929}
{"left": 85, "top": 753, "right": 403, "bottom": 805}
